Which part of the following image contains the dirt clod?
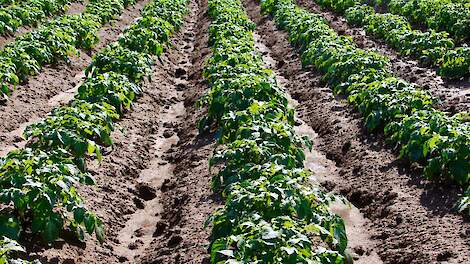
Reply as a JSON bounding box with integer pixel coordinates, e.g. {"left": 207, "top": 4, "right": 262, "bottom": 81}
{"left": 153, "top": 221, "right": 168, "bottom": 237}
{"left": 175, "top": 68, "right": 187, "bottom": 78}
{"left": 163, "top": 130, "right": 174, "bottom": 138}
{"left": 133, "top": 197, "right": 145, "bottom": 209}
{"left": 136, "top": 182, "right": 157, "bottom": 201}
{"left": 167, "top": 235, "right": 183, "bottom": 248}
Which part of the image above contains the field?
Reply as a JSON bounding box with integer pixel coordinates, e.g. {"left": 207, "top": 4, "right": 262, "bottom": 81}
{"left": 0, "top": 0, "right": 468, "bottom": 263}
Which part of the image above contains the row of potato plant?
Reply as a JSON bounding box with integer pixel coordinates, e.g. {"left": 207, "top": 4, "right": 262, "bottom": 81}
{"left": 369, "top": 0, "right": 470, "bottom": 42}
{"left": 0, "top": 0, "right": 137, "bottom": 101}
{"left": 0, "top": 0, "right": 76, "bottom": 35}
{"left": 261, "top": 0, "right": 470, "bottom": 215}
{"left": 0, "top": 0, "right": 188, "bottom": 262}
{"left": 314, "top": 0, "right": 470, "bottom": 79}
{"left": 200, "top": 0, "right": 351, "bottom": 262}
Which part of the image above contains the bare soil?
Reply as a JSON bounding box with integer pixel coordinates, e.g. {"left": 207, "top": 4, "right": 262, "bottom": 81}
{"left": 297, "top": 0, "right": 470, "bottom": 114}
{"left": 243, "top": 0, "right": 470, "bottom": 263}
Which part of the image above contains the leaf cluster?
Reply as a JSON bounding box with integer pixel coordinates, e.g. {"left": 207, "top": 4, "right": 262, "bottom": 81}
{"left": 202, "top": 0, "right": 350, "bottom": 262}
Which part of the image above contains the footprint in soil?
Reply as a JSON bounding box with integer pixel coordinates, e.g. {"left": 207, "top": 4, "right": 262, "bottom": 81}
{"left": 136, "top": 182, "right": 157, "bottom": 201}
{"left": 175, "top": 68, "right": 187, "bottom": 79}
{"left": 167, "top": 235, "right": 183, "bottom": 248}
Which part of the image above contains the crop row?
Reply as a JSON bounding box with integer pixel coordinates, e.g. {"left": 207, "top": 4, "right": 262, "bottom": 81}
{"left": 261, "top": 0, "right": 470, "bottom": 215}
{"left": 0, "top": 0, "right": 136, "bottom": 101}
{"left": 201, "top": 0, "right": 351, "bottom": 262}
{"left": 0, "top": 0, "right": 187, "bottom": 261}
{"left": 370, "top": 0, "right": 470, "bottom": 42}
{"left": 313, "top": 0, "right": 470, "bottom": 79}
{"left": 0, "top": 0, "right": 76, "bottom": 36}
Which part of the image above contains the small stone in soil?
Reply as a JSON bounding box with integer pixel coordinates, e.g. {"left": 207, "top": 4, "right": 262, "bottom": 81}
{"left": 175, "top": 68, "right": 187, "bottom": 78}
{"left": 123, "top": 208, "right": 135, "bottom": 215}
{"left": 134, "top": 228, "right": 145, "bottom": 238}
{"left": 161, "top": 179, "right": 176, "bottom": 192}
{"left": 118, "top": 256, "right": 128, "bottom": 263}
{"left": 353, "top": 246, "right": 365, "bottom": 256}
{"left": 128, "top": 242, "right": 139, "bottom": 250}
{"left": 176, "top": 83, "right": 186, "bottom": 91}
{"left": 436, "top": 251, "right": 453, "bottom": 261}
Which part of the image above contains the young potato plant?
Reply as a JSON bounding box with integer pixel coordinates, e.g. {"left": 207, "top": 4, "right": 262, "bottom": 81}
{"left": 0, "top": 237, "right": 41, "bottom": 264}
{"left": 0, "top": 148, "right": 103, "bottom": 243}
{"left": 0, "top": 0, "right": 189, "bottom": 261}
{"left": 0, "top": 0, "right": 75, "bottom": 36}
{"left": 23, "top": 101, "right": 119, "bottom": 162}
{"left": 261, "top": 0, "right": 470, "bottom": 215}
{"left": 119, "top": 17, "right": 174, "bottom": 56}
{"left": 315, "top": 0, "right": 469, "bottom": 79}
{"left": 386, "top": 0, "right": 470, "bottom": 42}
{"left": 201, "top": 0, "right": 351, "bottom": 262}
{"left": 0, "top": 0, "right": 135, "bottom": 100}
{"left": 85, "top": 43, "right": 153, "bottom": 83}
{"left": 76, "top": 72, "right": 143, "bottom": 115}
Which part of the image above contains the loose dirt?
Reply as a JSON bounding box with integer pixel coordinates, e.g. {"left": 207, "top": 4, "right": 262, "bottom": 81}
{"left": 297, "top": 0, "right": 470, "bottom": 114}
{"left": 243, "top": 0, "right": 470, "bottom": 263}
{"left": 138, "top": 0, "right": 222, "bottom": 262}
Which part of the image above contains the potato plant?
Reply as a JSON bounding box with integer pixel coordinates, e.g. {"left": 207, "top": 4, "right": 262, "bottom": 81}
{"left": 314, "top": 0, "right": 469, "bottom": 79}
{"left": 261, "top": 0, "right": 470, "bottom": 215}
{"left": 0, "top": 0, "right": 135, "bottom": 101}
{"left": 0, "top": 0, "right": 75, "bottom": 36}
{"left": 385, "top": 0, "right": 470, "bottom": 42}
{"left": 0, "top": 0, "right": 188, "bottom": 261}
{"left": 201, "top": 0, "right": 351, "bottom": 262}
{"left": 0, "top": 237, "right": 40, "bottom": 264}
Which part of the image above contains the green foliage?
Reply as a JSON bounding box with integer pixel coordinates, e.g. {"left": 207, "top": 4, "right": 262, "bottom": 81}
{"left": 76, "top": 72, "right": 143, "bottom": 114}
{"left": 0, "top": 148, "right": 101, "bottom": 243}
{"left": 387, "top": 0, "right": 470, "bottom": 41}
{"left": 86, "top": 43, "right": 153, "bottom": 83}
{"left": 438, "top": 47, "right": 470, "bottom": 79}
{"left": 0, "top": 0, "right": 74, "bottom": 35}
{"left": 261, "top": 0, "right": 470, "bottom": 214}
{"left": 202, "top": 0, "right": 350, "bottom": 262}
{"left": 23, "top": 101, "right": 119, "bottom": 161}
{"left": 0, "top": 0, "right": 139, "bottom": 99}
{"left": 315, "top": 0, "right": 467, "bottom": 78}
{"left": 0, "top": 0, "right": 188, "bottom": 257}
{"left": 0, "top": 237, "right": 41, "bottom": 264}
{"left": 119, "top": 17, "right": 174, "bottom": 56}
